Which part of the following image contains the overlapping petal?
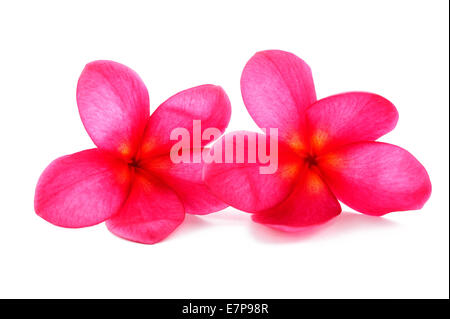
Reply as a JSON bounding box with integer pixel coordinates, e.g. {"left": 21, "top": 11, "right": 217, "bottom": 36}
{"left": 140, "top": 149, "right": 227, "bottom": 215}
{"left": 77, "top": 61, "right": 149, "bottom": 160}
{"left": 318, "top": 142, "right": 432, "bottom": 216}
{"left": 106, "top": 172, "right": 185, "bottom": 244}
{"left": 35, "top": 149, "right": 132, "bottom": 228}
{"left": 203, "top": 131, "right": 302, "bottom": 213}
{"left": 139, "top": 84, "right": 231, "bottom": 158}
{"left": 252, "top": 169, "right": 341, "bottom": 230}
{"left": 241, "top": 50, "right": 316, "bottom": 146}
{"left": 306, "top": 92, "right": 399, "bottom": 154}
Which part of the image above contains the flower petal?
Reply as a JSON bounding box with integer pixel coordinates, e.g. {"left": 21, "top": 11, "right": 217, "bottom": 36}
{"left": 140, "top": 149, "right": 227, "bottom": 215}
{"left": 77, "top": 61, "right": 149, "bottom": 160}
{"left": 139, "top": 85, "right": 231, "bottom": 158}
{"left": 319, "top": 142, "right": 432, "bottom": 216}
{"left": 241, "top": 50, "right": 316, "bottom": 145}
{"left": 306, "top": 92, "right": 399, "bottom": 154}
{"left": 252, "top": 169, "right": 341, "bottom": 230}
{"left": 106, "top": 172, "right": 185, "bottom": 244}
{"left": 203, "top": 131, "right": 302, "bottom": 213}
{"left": 35, "top": 149, "right": 132, "bottom": 228}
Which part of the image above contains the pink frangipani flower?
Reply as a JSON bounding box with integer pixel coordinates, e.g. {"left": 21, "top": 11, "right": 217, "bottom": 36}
{"left": 35, "top": 61, "right": 231, "bottom": 243}
{"left": 204, "top": 50, "right": 431, "bottom": 231}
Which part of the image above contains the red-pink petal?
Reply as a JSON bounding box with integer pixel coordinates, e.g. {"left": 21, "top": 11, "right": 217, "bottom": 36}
{"left": 35, "top": 149, "right": 132, "bottom": 228}
{"left": 106, "top": 172, "right": 185, "bottom": 244}
{"left": 77, "top": 61, "right": 149, "bottom": 160}
{"left": 252, "top": 169, "right": 341, "bottom": 230}
{"left": 306, "top": 92, "right": 399, "bottom": 154}
{"left": 203, "top": 131, "right": 302, "bottom": 213}
{"left": 241, "top": 50, "right": 316, "bottom": 145}
{"left": 319, "top": 142, "right": 432, "bottom": 216}
{"left": 140, "top": 149, "right": 227, "bottom": 215}
{"left": 139, "top": 85, "right": 231, "bottom": 158}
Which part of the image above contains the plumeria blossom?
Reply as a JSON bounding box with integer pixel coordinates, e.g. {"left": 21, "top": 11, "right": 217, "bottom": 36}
{"left": 204, "top": 50, "right": 431, "bottom": 231}
{"left": 35, "top": 61, "right": 231, "bottom": 243}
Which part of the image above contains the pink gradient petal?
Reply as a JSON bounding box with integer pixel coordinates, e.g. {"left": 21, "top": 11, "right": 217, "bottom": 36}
{"left": 306, "top": 92, "right": 399, "bottom": 154}
{"left": 139, "top": 85, "right": 231, "bottom": 158}
{"left": 252, "top": 169, "right": 341, "bottom": 230}
{"left": 106, "top": 172, "right": 185, "bottom": 244}
{"left": 35, "top": 149, "right": 132, "bottom": 228}
{"left": 203, "top": 131, "right": 302, "bottom": 213}
{"left": 77, "top": 60, "right": 149, "bottom": 160}
{"left": 318, "top": 142, "right": 432, "bottom": 216}
{"left": 140, "top": 149, "right": 227, "bottom": 215}
{"left": 241, "top": 50, "right": 316, "bottom": 145}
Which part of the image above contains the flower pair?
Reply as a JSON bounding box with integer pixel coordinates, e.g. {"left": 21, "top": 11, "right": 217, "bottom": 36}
{"left": 35, "top": 50, "right": 431, "bottom": 243}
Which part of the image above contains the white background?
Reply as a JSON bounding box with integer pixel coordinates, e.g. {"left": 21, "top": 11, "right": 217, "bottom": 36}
{"left": 0, "top": 0, "right": 448, "bottom": 298}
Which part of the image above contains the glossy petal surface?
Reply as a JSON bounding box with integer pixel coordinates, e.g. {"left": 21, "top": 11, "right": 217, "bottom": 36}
{"left": 306, "top": 92, "right": 398, "bottom": 154}
{"left": 252, "top": 169, "right": 341, "bottom": 230}
{"left": 141, "top": 149, "right": 227, "bottom": 215}
{"left": 35, "top": 149, "right": 131, "bottom": 228}
{"left": 77, "top": 60, "right": 149, "bottom": 160}
{"left": 106, "top": 173, "right": 185, "bottom": 244}
{"left": 140, "top": 85, "right": 231, "bottom": 158}
{"left": 241, "top": 50, "right": 316, "bottom": 145}
{"left": 319, "top": 142, "right": 432, "bottom": 215}
{"left": 203, "top": 131, "right": 302, "bottom": 213}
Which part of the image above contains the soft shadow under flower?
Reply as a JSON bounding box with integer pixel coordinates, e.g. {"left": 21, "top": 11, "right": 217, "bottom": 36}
{"left": 248, "top": 211, "right": 398, "bottom": 244}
